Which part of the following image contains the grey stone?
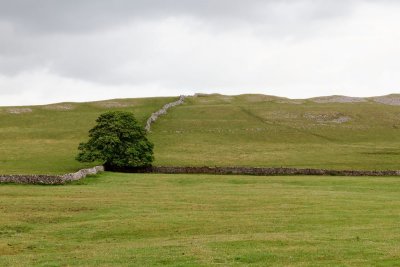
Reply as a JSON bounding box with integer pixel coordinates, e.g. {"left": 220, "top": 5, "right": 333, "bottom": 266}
{"left": 145, "top": 95, "right": 186, "bottom": 132}
{"left": 0, "top": 166, "right": 104, "bottom": 185}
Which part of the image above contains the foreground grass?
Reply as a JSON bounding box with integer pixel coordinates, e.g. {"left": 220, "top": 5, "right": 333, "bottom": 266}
{"left": 1, "top": 172, "right": 399, "bottom": 266}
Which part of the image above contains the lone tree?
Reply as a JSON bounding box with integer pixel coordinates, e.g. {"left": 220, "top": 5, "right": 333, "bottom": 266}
{"left": 76, "top": 111, "right": 154, "bottom": 169}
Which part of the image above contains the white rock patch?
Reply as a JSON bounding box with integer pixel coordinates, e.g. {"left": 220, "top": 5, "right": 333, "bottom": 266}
{"left": 43, "top": 104, "right": 74, "bottom": 110}
{"left": 373, "top": 95, "right": 400, "bottom": 106}
{"left": 304, "top": 112, "right": 352, "bottom": 124}
{"left": 7, "top": 108, "right": 32, "bottom": 114}
{"left": 97, "top": 101, "right": 130, "bottom": 108}
{"left": 311, "top": 96, "right": 366, "bottom": 103}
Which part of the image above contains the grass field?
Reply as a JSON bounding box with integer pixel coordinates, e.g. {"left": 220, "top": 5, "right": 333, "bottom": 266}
{"left": 1, "top": 172, "right": 400, "bottom": 266}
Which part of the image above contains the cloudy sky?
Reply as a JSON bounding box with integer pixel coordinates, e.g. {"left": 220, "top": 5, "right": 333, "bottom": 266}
{"left": 0, "top": 0, "right": 399, "bottom": 105}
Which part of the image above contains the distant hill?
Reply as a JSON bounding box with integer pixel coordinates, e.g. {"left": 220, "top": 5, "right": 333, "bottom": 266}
{"left": 1, "top": 94, "right": 400, "bottom": 174}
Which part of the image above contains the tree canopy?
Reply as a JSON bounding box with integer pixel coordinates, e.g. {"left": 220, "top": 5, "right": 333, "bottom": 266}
{"left": 76, "top": 111, "right": 154, "bottom": 168}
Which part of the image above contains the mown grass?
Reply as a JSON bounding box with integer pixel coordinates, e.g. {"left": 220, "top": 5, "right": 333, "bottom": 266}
{"left": 1, "top": 172, "right": 400, "bottom": 266}
{"left": 0, "top": 97, "right": 176, "bottom": 174}
{"left": 151, "top": 94, "right": 400, "bottom": 170}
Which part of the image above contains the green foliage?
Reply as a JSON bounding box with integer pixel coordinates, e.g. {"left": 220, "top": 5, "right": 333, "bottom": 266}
{"left": 76, "top": 111, "right": 154, "bottom": 168}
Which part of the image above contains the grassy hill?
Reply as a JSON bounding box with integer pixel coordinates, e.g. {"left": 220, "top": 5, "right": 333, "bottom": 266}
{"left": 0, "top": 97, "right": 176, "bottom": 174}
{"left": 151, "top": 94, "right": 400, "bottom": 170}
{"left": 1, "top": 93, "right": 400, "bottom": 174}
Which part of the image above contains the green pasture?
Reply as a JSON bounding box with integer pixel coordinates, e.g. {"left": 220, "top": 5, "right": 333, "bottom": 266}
{"left": 1, "top": 173, "right": 399, "bottom": 266}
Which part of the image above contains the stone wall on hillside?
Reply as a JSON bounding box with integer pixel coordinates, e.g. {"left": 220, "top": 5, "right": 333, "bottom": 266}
{"left": 0, "top": 166, "right": 104, "bottom": 185}
{"left": 145, "top": 95, "right": 186, "bottom": 132}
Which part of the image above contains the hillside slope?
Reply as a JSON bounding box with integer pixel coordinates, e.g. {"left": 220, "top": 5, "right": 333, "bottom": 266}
{"left": 150, "top": 94, "right": 400, "bottom": 170}
{"left": 1, "top": 94, "right": 400, "bottom": 174}
{"left": 0, "top": 97, "right": 176, "bottom": 174}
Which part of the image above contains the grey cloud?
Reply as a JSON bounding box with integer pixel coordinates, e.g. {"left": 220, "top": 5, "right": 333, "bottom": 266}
{"left": 0, "top": 0, "right": 357, "bottom": 33}
{"left": 0, "top": 0, "right": 399, "bottom": 105}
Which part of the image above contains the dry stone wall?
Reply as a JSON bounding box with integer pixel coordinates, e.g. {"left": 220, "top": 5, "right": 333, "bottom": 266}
{"left": 3, "top": 165, "right": 400, "bottom": 185}
{"left": 145, "top": 95, "right": 186, "bottom": 132}
{"left": 62, "top": 166, "right": 104, "bottom": 182}
{"left": 106, "top": 166, "right": 400, "bottom": 177}
{"left": 0, "top": 174, "right": 65, "bottom": 185}
{"left": 0, "top": 166, "right": 104, "bottom": 185}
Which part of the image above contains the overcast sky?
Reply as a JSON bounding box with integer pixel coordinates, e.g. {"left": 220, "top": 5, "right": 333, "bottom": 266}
{"left": 0, "top": 0, "right": 399, "bottom": 105}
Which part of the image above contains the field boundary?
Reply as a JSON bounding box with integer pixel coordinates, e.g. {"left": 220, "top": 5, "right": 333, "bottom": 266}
{"left": 2, "top": 165, "right": 400, "bottom": 185}
{"left": 145, "top": 95, "right": 186, "bottom": 132}
{"left": 106, "top": 166, "right": 400, "bottom": 177}
{"left": 0, "top": 166, "right": 104, "bottom": 185}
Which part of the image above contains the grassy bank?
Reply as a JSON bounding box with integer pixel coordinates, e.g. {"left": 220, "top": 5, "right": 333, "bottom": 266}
{"left": 0, "top": 172, "right": 399, "bottom": 266}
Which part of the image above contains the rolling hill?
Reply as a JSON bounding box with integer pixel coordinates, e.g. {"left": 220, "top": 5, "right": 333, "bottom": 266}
{"left": 1, "top": 94, "right": 400, "bottom": 174}
{"left": 152, "top": 94, "right": 400, "bottom": 170}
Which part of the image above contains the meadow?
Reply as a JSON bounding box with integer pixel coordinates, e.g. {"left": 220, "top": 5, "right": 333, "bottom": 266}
{"left": 1, "top": 173, "right": 400, "bottom": 266}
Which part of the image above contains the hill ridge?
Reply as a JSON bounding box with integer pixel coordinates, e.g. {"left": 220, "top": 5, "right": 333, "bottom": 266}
{"left": 2, "top": 93, "right": 400, "bottom": 108}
